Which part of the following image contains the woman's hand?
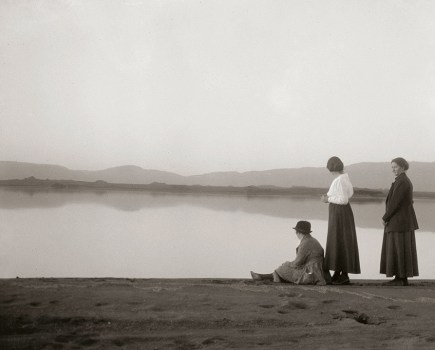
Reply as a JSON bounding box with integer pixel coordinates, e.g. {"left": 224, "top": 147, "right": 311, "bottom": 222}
{"left": 321, "top": 195, "right": 329, "bottom": 203}
{"left": 382, "top": 220, "right": 388, "bottom": 227}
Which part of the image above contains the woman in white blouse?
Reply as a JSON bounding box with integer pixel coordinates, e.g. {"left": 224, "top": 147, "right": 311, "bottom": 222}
{"left": 321, "top": 156, "right": 361, "bottom": 284}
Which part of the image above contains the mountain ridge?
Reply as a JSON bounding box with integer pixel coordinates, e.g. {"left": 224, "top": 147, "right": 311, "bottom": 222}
{"left": 1, "top": 160, "right": 434, "bottom": 191}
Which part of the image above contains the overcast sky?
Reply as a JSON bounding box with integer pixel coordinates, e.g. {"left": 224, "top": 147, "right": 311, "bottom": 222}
{"left": 1, "top": 0, "right": 434, "bottom": 175}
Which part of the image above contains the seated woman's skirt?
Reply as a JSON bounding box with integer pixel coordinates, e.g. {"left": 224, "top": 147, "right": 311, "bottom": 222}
{"left": 275, "top": 260, "right": 326, "bottom": 285}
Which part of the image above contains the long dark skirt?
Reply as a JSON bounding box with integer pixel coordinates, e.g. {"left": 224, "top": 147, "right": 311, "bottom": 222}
{"left": 324, "top": 203, "right": 361, "bottom": 274}
{"left": 380, "top": 230, "right": 418, "bottom": 278}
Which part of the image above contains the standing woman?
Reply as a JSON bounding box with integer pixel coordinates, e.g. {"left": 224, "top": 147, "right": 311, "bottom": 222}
{"left": 321, "top": 156, "right": 361, "bottom": 284}
{"left": 380, "top": 157, "right": 419, "bottom": 286}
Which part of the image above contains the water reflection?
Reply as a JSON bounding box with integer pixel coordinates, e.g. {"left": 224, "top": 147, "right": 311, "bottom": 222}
{"left": 1, "top": 188, "right": 434, "bottom": 232}
{"left": 1, "top": 188, "right": 434, "bottom": 279}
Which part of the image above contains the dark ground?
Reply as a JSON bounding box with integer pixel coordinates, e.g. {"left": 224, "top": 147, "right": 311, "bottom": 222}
{"left": 1, "top": 278, "right": 435, "bottom": 349}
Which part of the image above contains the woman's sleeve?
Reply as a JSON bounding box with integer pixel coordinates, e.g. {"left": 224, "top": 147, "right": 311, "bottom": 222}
{"left": 382, "top": 181, "right": 407, "bottom": 222}
{"left": 327, "top": 178, "right": 349, "bottom": 205}
{"left": 291, "top": 241, "right": 309, "bottom": 267}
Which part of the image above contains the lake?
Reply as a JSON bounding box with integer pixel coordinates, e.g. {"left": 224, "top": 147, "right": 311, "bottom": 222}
{"left": 1, "top": 188, "right": 435, "bottom": 280}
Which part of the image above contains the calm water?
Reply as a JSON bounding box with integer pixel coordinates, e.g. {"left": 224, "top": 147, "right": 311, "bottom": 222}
{"left": 1, "top": 188, "right": 435, "bottom": 279}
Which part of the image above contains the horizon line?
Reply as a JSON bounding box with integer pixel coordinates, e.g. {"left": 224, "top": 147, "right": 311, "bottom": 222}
{"left": 1, "top": 159, "right": 435, "bottom": 177}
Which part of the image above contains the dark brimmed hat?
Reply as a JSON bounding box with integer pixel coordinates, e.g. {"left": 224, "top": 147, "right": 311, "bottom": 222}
{"left": 293, "top": 220, "right": 312, "bottom": 234}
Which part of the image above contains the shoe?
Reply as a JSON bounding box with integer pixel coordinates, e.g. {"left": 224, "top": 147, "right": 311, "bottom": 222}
{"left": 331, "top": 272, "right": 341, "bottom": 283}
{"left": 250, "top": 271, "right": 262, "bottom": 281}
{"left": 250, "top": 271, "right": 274, "bottom": 281}
{"left": 272, "top": 272, "right": 280, "bottom": 283}
{"left": 383, "top": 278, "right": 408, "bottom": 286}
{"left": 332, "top": 275, "right": 350, "bottom": 285}
{"left": 323, "top": 270, "right": 333, "bottom": 285}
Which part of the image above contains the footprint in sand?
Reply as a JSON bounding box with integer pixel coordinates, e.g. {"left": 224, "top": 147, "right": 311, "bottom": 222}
{"left": 112, "top": 338, "right": 125, "bottom": 347}
{"left": 278, "top": 292, "right": 302, "bottom": 298}
{"left": 277, "top": 310, "right": 289, "bottom": 314}
{"left": 202, "top": 336, "right": 226, "bottom": 345}
{"left": 55, "top": 334, "right": 74, "bottom": 343}
{"left": 239, "top": 329, "right": 255, "bottom": 333}
{"left": 149, "top": 305, "right": 164, "bottom": 311}
{"left": 111, "top": 337, "right": 136, "bottom": 347}
{"left": 322, "top": 299, "right": 337, "bottom": 304}
{"left": 78, "top": 337, "right": 99, "bottom": 347}
{"left": 29, "top": 302, "right": 42, "bottom": 307}
{"left": 216, "top": 306, "right": 230, "bottom": 310}
{"left": 2, "top": 298, "right": 17, "bottom": 304}
{"left": 279, "top": 300, "right": 309, "bottom": 311}
{"left": 95, "top": 302, "right": 109, "bottom": 307}
{"left": 387, "top": 305, "right": 401, "bottom": 310}
{"left": 173, "top": 337, "right": 198, "bottom": 348}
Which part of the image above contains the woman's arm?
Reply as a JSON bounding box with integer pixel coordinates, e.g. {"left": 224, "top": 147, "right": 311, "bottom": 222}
{"left": 382, "top": 180, "right": 408, "bottom": 223}
{"left": 290, "top": 240, "right": 310, "bottom": 267}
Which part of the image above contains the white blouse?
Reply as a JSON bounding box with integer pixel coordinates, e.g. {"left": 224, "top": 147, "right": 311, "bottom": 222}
{"left": 327, "top": 173, "right": 354, "bottom": 205}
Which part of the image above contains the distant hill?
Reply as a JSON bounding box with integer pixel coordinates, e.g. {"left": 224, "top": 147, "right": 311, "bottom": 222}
{"left": 182, "top": 162, "right": 435, "bottom": 191}
{"left": 0, "top": 161, "right": 184, "bottom": 185}
{"left": 1, "top": 161, "right": 434, "bottom": 191}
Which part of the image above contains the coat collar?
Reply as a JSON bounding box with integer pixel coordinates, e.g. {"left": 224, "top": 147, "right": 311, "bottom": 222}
{"left": 394, "top": 172, "right": 407, "bottom": 181}
{"left": 301, "top": 233, "right": 312, "bottom": 242}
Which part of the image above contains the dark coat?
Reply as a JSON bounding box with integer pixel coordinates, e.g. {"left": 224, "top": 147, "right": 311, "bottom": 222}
{"left": 291, "top": 234, "right": 324, "bottom": 268}
{"left": 382, "top": 173, "right": 418, "bottom": 233}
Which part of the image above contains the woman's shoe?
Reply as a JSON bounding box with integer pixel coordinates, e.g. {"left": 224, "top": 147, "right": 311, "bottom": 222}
{"left": 250, "top": 271, "right": 262, "bottom": 280}
{"left": 383, "top": 277, "right": 408, "bottom": 286}
{"left": 332, "top": 275, "right": 350, "bottom": 285}
{"left": 331, "top": 272, "right": 341, "bottom": 283}
{"left": 250, "top": 271, "right": 273, "bottom": 281}
{"left": 272, "top": 271, "right": 283, "bottom": 283}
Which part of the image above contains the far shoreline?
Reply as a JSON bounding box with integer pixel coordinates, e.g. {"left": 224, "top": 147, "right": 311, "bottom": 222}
{"left": 1, "top": 177, "right": 435, "bottom": 201}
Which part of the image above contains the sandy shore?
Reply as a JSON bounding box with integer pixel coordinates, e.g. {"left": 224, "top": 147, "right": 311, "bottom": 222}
{"left": 1, "top": 278, "right": 435, "bottom": 349}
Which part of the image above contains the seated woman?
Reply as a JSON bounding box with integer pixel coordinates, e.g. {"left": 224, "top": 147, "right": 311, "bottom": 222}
{"left": 251, "top": 220, "right": 327, "bottom": 285}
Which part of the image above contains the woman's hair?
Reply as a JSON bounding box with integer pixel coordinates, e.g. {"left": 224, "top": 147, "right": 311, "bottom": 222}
{"left": 326, "top": 156, "right": 344, "bottom": 172}
{"left": 391, "top": 157, "right": 409, "bottom": 170}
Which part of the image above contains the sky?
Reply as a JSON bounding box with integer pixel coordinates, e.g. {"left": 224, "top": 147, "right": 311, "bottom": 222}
{"left": 1, "top": 0, "right": 435, "bottom": 175}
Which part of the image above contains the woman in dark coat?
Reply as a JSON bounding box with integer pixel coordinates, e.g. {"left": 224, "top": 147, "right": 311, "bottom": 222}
{"left": 380, "top": 157, "right": 419, "bottom": 286}
{"left": 321, "top": 156, "right": 360, "bottom": 285}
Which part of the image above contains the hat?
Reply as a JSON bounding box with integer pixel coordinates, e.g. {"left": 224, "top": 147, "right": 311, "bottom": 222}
{"left": 293, "top": 220, "right": 312, "bottom": 234}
